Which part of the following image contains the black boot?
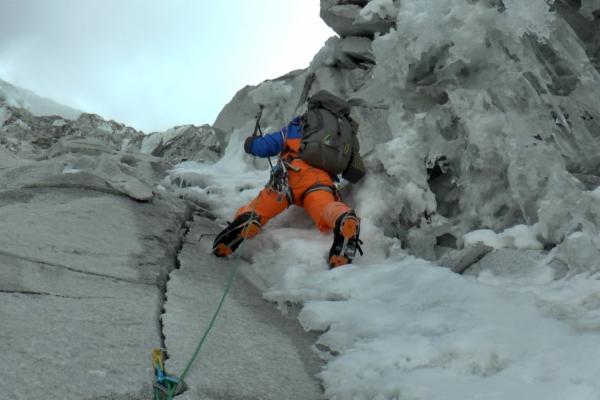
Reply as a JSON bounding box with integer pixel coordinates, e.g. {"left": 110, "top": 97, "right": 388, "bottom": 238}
{"left": 328, "top": 210, "right": 363, "bottom": 268}
{"left": 212, "top": 212, "right": 262, "bottom": 257}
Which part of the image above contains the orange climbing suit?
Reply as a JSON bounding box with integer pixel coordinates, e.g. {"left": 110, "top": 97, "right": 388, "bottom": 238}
{"left": 236, "top": 159, "right": 350, "bottom": 231}
{"left": 235, "top": 130, "right": 351, "bottom": 233}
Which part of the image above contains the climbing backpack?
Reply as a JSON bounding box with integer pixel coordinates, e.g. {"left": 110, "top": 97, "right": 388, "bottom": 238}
{"left": 299, "top": 90, "right": 366, "bottom": 183}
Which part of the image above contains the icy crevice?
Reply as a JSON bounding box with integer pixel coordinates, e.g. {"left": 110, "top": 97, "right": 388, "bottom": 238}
{"left": 155, "top": 202, "right": 195, "bottom": 352}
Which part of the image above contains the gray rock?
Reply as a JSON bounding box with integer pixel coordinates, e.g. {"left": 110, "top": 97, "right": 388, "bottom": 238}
{"left": 334, "top": 36, "right": 375, "bottom": 69}
{"left": 438, "top": 243, "right": 495, "bottom": 274}
{"left": 554, "top": 0, "right": 600, "bottom": 72}
{"left": 320, "top": 0, "right": 395, "bottom": 37}
{"left": 0, "top": 156, "right": 157, "bottom": 202}
{"left": 463, "top": 249, "right": 547, "bottom": 277}
{"left": 68, "top": 112, "right": 142, "bottom": 145}
{"left": 1, "top": 87, "right": 324, "bottom": 399}
{"left": 45, "top": 136, "right": 116, "bottom": 159}
{"left": 213, "top": 69, "right": 311, "bottom": 137}
{"left": 0, "top": 187, "right": 191, "bottom": 400}
{"left": 213, "top": 85, "right": 259, "bottom": 134}
{"left": 118, "top": 152, "right": 170, "bottom": 183}
{"left": 162, "top": 217, "right": 323, "bottom": 400}
{"left": 571, "top": 172, "right": 600, "bottom": 190}
{"left": 145, "top": 124, "right": 226, "bottom": 164}
{"left": 1, "top": 105, "right": 143, "bottom": 160}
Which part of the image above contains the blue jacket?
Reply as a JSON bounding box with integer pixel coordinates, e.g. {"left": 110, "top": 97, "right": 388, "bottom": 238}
{"left": 244, "top": 116, "right": 303, "bottom": 157}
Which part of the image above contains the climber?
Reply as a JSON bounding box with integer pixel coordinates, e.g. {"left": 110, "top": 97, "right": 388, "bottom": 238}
{"left": 212, "top": 90, "right": 366, "bottom": 268}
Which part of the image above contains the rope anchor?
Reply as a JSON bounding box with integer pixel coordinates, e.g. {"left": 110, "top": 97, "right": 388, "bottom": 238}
{"left": 149, "top": 256, "right": 242, "bottom": 399}
{"left": 151, "top": 348, "right": 187, "bottom": 400}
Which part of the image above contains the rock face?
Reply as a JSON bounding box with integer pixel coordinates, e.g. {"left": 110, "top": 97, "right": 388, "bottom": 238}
{"left": 554, "top": 0, "right": 600, "bottom": 72}
{"left": 0, "top": 104, "right": 143, "bottom": 160}
{"left": 1, "top": 188, "right": 190, "bottom": 400}
{"left": 163, "top": 217, "right": 323, "bottom": 400}
{"left": 141, "top": 124, "right": 227, "bottom": 164}
{"left": 320, "top": 0, "right": 396, "bottom": 38}
{"left": 0, "top": 82, "right": 323, "bottom": 398}
{"left": 0, "top": 152, "right": 192, "bottom": 399}
{"left": 0, "top": 92, "right": 192, "bottom": 398}
{"left": 0, "top": 107, "right": 160, "bottom": 201}
{"left": 0, "top": 98, "right": 230, "bottom": 199}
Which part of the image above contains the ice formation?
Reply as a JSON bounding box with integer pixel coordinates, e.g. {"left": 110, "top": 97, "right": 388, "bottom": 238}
{"left": 210, "top": 0, "right": 600, "bottom": 267}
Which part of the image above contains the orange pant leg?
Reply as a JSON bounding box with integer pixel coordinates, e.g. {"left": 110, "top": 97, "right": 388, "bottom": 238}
{"left": 285, "top": 160, "right": 352, "bottom": 232}
{"left": 303, "top": 191, "right": 351, "bottom": 232}
{"left": 235, "top": 187, "right": 289, "bottom": 226}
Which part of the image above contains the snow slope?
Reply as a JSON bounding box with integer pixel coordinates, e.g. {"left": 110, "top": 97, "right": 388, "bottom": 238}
{"left": 165, "top": 139, "right": 600, "bottom": 400}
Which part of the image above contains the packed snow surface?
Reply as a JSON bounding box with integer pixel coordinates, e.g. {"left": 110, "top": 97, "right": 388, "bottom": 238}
{"left": 166, "top": 126, "right": 600, "bottom": 400}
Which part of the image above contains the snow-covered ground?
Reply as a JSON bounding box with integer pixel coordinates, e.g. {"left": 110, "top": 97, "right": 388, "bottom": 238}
{"left": 165, "top": 125, "right": 600, "bottom": 400}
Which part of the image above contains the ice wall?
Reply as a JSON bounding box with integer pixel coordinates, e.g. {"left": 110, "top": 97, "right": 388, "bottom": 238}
{"left": 214, "top": 0, "right": 600, "bottom": 269}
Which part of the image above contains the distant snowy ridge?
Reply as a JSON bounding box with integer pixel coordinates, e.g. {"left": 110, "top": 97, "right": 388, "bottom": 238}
{"left": 0, "top": 77, "right": 227, "bottom": 165}
{"left": 0, "top": 78, "right": 81, "bottom": 120}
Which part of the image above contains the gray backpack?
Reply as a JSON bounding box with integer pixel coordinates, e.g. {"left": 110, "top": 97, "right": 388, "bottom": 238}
{"left": 299, "top": 91, "right": 365, "bottom": 182}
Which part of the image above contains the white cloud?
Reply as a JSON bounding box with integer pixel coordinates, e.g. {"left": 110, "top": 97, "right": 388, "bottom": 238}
{"left": 0, "top": 0, "right": 334, "bottom": 132}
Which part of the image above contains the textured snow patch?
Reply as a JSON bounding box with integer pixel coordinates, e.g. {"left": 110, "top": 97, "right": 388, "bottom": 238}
{"left": 249, "top": 80, "right": 293, "bottom": 108}
{"left": 62, "top": 167, "right": 82, "bottom": 174}
{"left": 141, "top": 126, "right": 185, "bottom": 154}
{"left": 359, "top": 0, "right": 397, "bottom": 21}
{"left": 464, "top": 224, "right": 543, "bottom": 250}
{"left": 265, "top": 258, "right": 600, "bottom": 400}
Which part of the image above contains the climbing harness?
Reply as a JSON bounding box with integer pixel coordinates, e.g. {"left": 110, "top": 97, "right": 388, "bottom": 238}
{"left": 267, "top": 158, "right": 299, "bottom": 204}
{"left": 300, "top": 182, "right": 340, "bottom": 206}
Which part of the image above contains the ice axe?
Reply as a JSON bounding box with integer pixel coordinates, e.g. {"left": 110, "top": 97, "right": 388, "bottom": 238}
{"left": 252, "top": 104, "right": 265, "bottom": 137}
{"left": 249, "top": 104, "right": 275, "bottom": 170}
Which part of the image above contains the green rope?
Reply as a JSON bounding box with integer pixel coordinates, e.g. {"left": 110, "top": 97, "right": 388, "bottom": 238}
{"left": 158, "top": 106, "right": 273, "bottom": 398}
{"left": 158, "top": 209, "right": 257, "bottom": 400}
{"left": 178, "top": 258, "right": 242, "bottom": 382}
{"left": 156, "top": 260, "right": 241, "bottom": 400}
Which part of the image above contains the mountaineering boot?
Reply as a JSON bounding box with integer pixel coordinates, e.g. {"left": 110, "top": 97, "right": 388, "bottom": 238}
{"left": 329, "top": 210, "right": 363, "bottom": 268}
{"left": 212, "top": 212, "right": 262, "bottom": 257}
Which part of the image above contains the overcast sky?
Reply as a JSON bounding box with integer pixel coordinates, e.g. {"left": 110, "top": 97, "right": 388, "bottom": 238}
{"left": 0, "top": 0, "right": 334, "bottom": 132}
